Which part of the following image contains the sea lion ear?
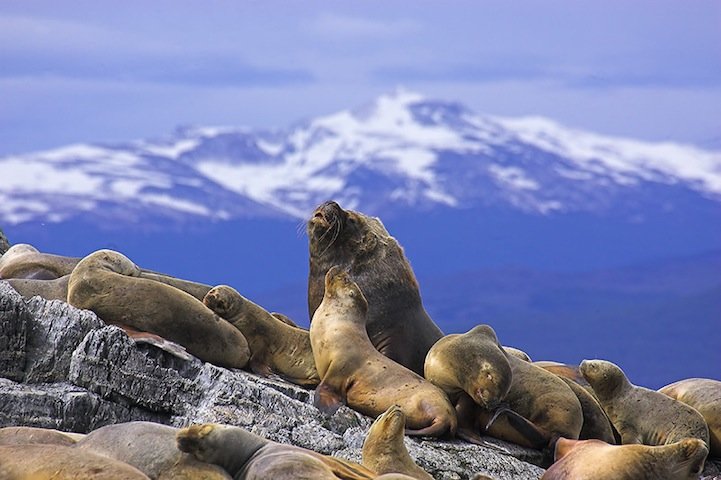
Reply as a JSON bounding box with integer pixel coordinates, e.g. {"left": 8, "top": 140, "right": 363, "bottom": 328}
{"left": 355, "top": 231, "right": 378, "bottom": 262}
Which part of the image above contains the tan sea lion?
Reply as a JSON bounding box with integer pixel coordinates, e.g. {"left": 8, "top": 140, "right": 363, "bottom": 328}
{"left": 555, "top": 375, "right": 617, "bottom": 443}
{"left": 307, "top": 201, "right": 443, "bottom": 375}
{"left": 483, "top": 355, "right": 584, "bottom": 449}
{"left": 0, "top": 243, "right": 213, "bottom": 301}
{"left": 660, "top": 378, "right": 721, "bottom": 457}
{"left": 67, "top": 249, "right": 250, "bottom": 369}
{"left": 362, "top": 405, "right": 433, "bottom": 480}
{"left": 4, "top": 275, "right": 70, "bottom": 301}
{"left": 0, "top": 443, "right": 151, "bottom": 479}
{"left": 177, "top": 423, "right": 376, "bottom": 480}
{"left": 580, "top": 359, "right": 710, "bottom": 447}
{"left": 503, "top": 346, "right": 531, "bottom": 362}
{"left": 203, "top": 285, "right": 320, "bottom": 387}
{"left": 541, "top": 437, "right": 708, "bottom": 480}
{"left": 73, "top": 421, "right": 230, "bottom": 479}
{"left": 534, "top": 361, "right": 590, "bottom": 388}
{"left": 0, "top": 426, "right": 80, "bottom": 446}
{"left": 310, "top": 266, "right": 456, "bottom": 437}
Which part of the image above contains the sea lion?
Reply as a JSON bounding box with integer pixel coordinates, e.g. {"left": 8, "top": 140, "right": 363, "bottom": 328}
{"left": 0, "top": 443, "right": 151, "bottom": 479}
{"left": 0, "top": 243, "right": 213, "bottom": 301}
{"left": 0, "top": 243, "right": 79, "bottom": 279}
{"left": 307, "top": 201, "right": 443, "bottom": 375}
{"left": 503, "top": 346, "right": 531, "bottom": 362}
{"left": 534, "top": 361, "right": 591, "bottom": 389}
{"left": 555, "top": 376, "right": 617, "bottom": 443}
{"left": 483, "top": 355, "right": 584, "bottom": 450}
{"left": 580, "top": 359, "right": 710, "bottom": 447}
{"left": 4, "top": 275, "right": 70, "bottom": 301}
{"left": 541, "top": 437, "right": 708, "bottom": 480}
{"left": 203, "top": 285, "right": 320, "bottom": 387}
{"left": 660, "top": 378, "right": 721, "bottom": 457}
{"left": 362, "top": 405, "right": 433, "bottom": 480}
{"left": 0, "top": 426, "right": 80, "bottom": 446}
{"left": 310, "top": 266, "right": 456, "bottom": 437}
{"left": 67, "top": 249, "right": 250, "bottom": 369}
{"left": 176, "top": 423, "right": 376, "bottom": 480}
{"left": 73, "top": 421, "right": 230, "bottom": 479}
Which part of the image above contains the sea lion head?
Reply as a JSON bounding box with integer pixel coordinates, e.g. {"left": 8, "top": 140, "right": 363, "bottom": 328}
{"left": 366, "top": 405, "right": 405, "bottom": 447}
{"left": 307, "top": 201, "right": 380, "bottom": 262}
{"left": 464, "top": 325, "right": 513, "bottom": 408}
{"left": 176, "top": 424, "right": 218, "bottom": 464}
{"left": 323, "top": 265, "right": 369, "bottom": 315}
{"left": 579, "top": 359, "right": 629, "bottom": 400}
{"left": 204, "top": 285, "right": 243, "bottom": 319}
{"left": 76, "top": 249, "right": 142, "bottom": 277}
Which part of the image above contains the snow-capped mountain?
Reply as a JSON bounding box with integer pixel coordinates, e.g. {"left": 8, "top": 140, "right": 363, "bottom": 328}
{"left": 2, "top": 89, "right": 720, "bottom": 227}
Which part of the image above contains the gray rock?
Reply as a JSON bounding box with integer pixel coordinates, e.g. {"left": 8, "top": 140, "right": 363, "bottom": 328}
{"left": 0, "top": 286, "right": 547, "bottom": 479}
{"left": 0, "top": 228, "right": 9, "bottom": 255}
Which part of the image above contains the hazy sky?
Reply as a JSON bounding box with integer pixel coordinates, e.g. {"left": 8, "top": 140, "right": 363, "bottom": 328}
{"left": 1, "top": 1, "right": 719, "bottom": 155}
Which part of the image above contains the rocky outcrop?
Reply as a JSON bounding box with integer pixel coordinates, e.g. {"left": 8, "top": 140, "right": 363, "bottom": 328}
{"left": 0, "top": 228, "right": 8, "bottom": 255}
{"left": 1, "top": 281, "right": 719, "bottom": 479}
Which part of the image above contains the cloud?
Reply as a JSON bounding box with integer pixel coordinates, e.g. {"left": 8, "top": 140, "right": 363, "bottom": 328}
{"left": 308, "top": 13, "right": 420, "bottom": 38}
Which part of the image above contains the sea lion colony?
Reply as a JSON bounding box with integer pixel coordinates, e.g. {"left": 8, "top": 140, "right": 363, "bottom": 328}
{"left": 0, "top": 200, "right": 718, "bottom": 479}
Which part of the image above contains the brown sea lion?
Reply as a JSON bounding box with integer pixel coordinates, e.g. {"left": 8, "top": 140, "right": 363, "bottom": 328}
{"left": 307, "top": 201, "right": 443, "bottom": 375}
{"left": 203, "top": 285, "right": 320, "bottom": 387}
{"left": 177, "top": 423, "right": 376, "bottom": 480}
{"left": 483, "top": 355, "right": 584, "bottom": 449}
{"left": 0, "top": 243, "right": 213, "bottom": 301}
{"left": 67, "top": 249, "right": 250, "bottom": 369}
{"left": 73, "top": 421, "right": 230, "bottom": 479}
{"left": 541, "top": 437, "right": 708, "bottom": 480}
{"left": 503, "top": 346, "right": 531, "bottom": 362}
{"left": 0, "top": 426, "right": 80, "bottom": 446}
{"left": 660, "top": 378, "right": 721, "bottom": 457}
{"left": 580, "top": 359, "right": 710, "bottom": 447}
{"left": 0, "top": 443, "right": 151, "bottom": 479}
{"left": 362, "top": 405, "right": 433, "bottom": 480}
{"left": 310, "top": 266, "right": 456, "bottom": 437}
{"left": 534, "top": 361, "right": 590, "bottom": 388}
{"left": 4, "top": 275, "right": 70, "bottom": 301}
{"left": 555, "top": 376, "right": 617, "bottom": 443}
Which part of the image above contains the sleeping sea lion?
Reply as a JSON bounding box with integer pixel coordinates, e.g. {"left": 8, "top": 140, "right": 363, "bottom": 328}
{"left": 0, "top": 426, "right": 81, "bottom": 446}
{"left": 580, "top": 359, "right": 710, "bottom": 447}
{"left": 310, "top": 266, "right": 456, "bottom": 437}
{"left": 203, "top": 285, "right": 319, "bottom": 387}
{"left": 4, "top": 275, "right": 70, "bottom": 301}
{"left": 307, "top": 201, "right": 443, "bottom": 375}
{"left": 541, "top": 437, "right": 708, "bottom": 480}
{"left": 176, "top": 423, "right": 376, "bottom": 480}
{"left": 67, "top": 249, "right": 250, "bottom": 369}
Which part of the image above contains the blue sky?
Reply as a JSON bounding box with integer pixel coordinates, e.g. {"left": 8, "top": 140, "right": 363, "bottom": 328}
{"left": 0, "top": 0, "right": 719, "bottom": 155}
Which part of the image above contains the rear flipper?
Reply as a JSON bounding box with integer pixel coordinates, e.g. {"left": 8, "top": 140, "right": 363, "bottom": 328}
{"left": 118, "top": 324, "right": 194, "bottom": 362}
{"left": 484, "top": 407, "right": 550, "bottom": 450}
{"left": 313, "top": 381, "right": 345, "bottom": 415}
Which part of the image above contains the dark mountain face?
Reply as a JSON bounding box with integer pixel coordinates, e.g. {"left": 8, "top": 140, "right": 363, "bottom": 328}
{"left": 2, "top": 90, "right": 719, "bottom": 389}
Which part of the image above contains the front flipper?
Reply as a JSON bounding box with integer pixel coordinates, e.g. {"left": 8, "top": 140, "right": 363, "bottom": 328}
{"left": 313, "top": 380, "right": 345, "bottom": 415}
{"left": 485, "top": 407, "right": 550, "bottom": 450}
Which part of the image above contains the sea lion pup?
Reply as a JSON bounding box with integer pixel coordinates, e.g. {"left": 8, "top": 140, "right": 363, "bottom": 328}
{"left": 0, "top": 426, "right": 80, "bottom": 446}
{"left": 307, "top": 201, "right": 443, "bottom": 375}
{"left": 177, "top": 423, "right": 376, "bottom": 480}
{"left": 362, "top": 405, "right": 433, "bottom": 480}
{"left": 483, "top": 355, "right": 584, "bottom": 450}
{"left": 540, "top": 437, "right": 708, "bottom": 480}
{"left": 0, "top": 443, "right": 151, "bottom": 479}
{"left": 0, "top": 243, "right": 213, "bottom": 301}
{"left": 660, "top": 378, "right": 721, "bottom": 457}
{"left": 203, "top": 285, "right": 320, "bottom": 387}
{"left": 68, "top": 249, "right": 250, "bottom": 369}
{"left": 4, "top": 275, "right": 70, "bottom": 301}
{"left": 73, "top": 421, "right": 230, "bottom": 479}
{"left": 580, "top": 359, "right": 710, "bottom": 447}
{"left": 309, "top": 266, "right": 456, "bottom": 437}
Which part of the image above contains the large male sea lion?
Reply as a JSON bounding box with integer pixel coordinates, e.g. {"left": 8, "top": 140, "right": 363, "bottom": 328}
{"left": 362, "top": 405, "right": 433, "bottom": 480}
{"left": 67, "top": 249, "right": 250, "bottom": 369}
{"left": 307, "top": 201, "right": 443, "bottom": 375}
{"left": 580, "top": 360, "right": 710, "bottom": 447}
{"left": 203, "top": 285, "right": 320, "bottom": 387}
{"left": 541, "top": 437, "right": 708, "bottom": 480}
{"left": 73, "top": 421, "right": 231, "bottom": 479}
{"left": 660, "top": 378, "right": 721, "bottom": 457}
{"left": 176, "top": 423, "right": 376, "bottom": 480}
{"left": 0, "top": 443, "right": 151, "bottom": 479}
{"left": 310, "top": 266, "right": 456, "bottom": 437}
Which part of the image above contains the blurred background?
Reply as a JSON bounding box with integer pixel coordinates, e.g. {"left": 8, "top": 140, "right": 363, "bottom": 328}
{"left": 1, "top": 1, "right": 719, "bottom": 388}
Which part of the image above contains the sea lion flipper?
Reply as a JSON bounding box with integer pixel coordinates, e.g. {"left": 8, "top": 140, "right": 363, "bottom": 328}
{"left": 313, "top": 381, "right": 344, "bottom": 415}
{"left": 456, "top": 428, "right": 512, "bottom": 455}
{"left": 486, "top": 407, "right": 550, "bottom": 450}
{"left": 120, "top": 325, "right": 194, "bottom": 362}
{"left": 249, "top": 356, "right": 275, "bottom": 378}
